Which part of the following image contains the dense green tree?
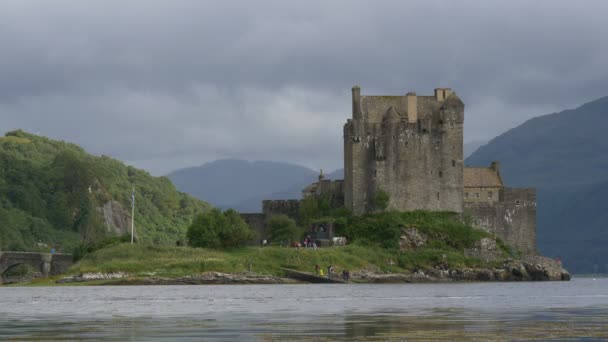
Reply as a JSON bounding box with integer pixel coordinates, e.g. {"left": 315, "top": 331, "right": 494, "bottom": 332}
{"left": 298, "top": 194, "right": 340, "bottom": 225}
{"left": 219, "top": 209, "right": 257, "bottom": 248}
{"left": 266, "top": 214, "right": 302, "bottom": 243}
{"left": 298, "top": 197, "right": 319, "bottom": 225}
{"left": 187, "top": 209, "right": 223, "bottom": 248}
{"left": 187, "top": 209, "right": 254, "bottom": 249}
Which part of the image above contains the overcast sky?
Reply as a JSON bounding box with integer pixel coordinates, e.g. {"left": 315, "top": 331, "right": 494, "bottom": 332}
{"left": 1, "top": 1, "right": 607, "bottom": 175}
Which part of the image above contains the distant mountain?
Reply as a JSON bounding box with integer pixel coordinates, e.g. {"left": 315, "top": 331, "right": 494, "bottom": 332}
{"left": 467, "top": 96, "right": 608, "bottom": 274}
{"left": 327, "top": 168, "right": 344, "bottom": 180}
{"left": 168, "top": 159, "right": 319, "bottom": 212}
{"left": 464, "top": 140, "right": 487, "bottom": 158}
{"left": 0, "top": 130, "right": 210, "bottom": 252}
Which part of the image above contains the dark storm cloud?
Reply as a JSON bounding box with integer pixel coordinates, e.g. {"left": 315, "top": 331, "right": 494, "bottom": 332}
{"left": 1, "top": 0, "right": 607, "bottom": 174}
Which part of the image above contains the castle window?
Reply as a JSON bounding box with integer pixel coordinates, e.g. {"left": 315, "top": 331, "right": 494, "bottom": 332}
{"left": 449, "top": 122, "right": 454, "bottom": 128}
{"left": 437, "top": 192, "right": 440, "bottom": 200}
{"left": 452, "top": 160, "right": 456, "bottom": 167}
{"left": 488, "top": 191, "right": 493, "bottom": 198}
{"left": 475, "top": 193, "right": 480, "bottom": 198}
{"left": 438, "top": 171, "right": 443, "bottom": 178}
{"left": 465, "top": 192, "right": 469, "bottom": 198}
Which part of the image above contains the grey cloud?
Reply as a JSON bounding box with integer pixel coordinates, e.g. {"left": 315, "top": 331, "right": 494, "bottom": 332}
{"left": 1, "top": 0, "right": 607, "bottom": 174}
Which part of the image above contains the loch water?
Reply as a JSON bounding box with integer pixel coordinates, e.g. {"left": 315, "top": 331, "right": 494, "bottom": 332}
{"left": 0, "top": 278, "right": 607, "bottom": 341}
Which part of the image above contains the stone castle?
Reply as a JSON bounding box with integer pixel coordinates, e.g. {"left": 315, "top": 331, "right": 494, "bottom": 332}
{"left": 243, "top": 86, "right": 536, "bottom": 254}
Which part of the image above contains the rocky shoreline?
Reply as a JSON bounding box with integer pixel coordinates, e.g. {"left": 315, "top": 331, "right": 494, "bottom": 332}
{"left": 57, "top": 271, "right": 299, "bottom": 285}
{"left": 352, "top": 256, "right": 571, "bottom": 283}
{"left": 56, "top": 256, "right": 569, "bottom": 285}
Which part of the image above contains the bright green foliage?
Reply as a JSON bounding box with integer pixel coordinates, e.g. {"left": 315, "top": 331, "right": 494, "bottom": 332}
{"left": 220, "top": 209, "right": 257, "bottom": 247}
{"left": 298, "top": 195, "right": 351, "bottom": 226}
{"left": 72, "top": 234, "right": 132, "bottom": 261}
{"left": 373, "top": 189, "right": 390, "bottom": 212}
{"left": 67, "top": 243, "right": 495, "bottom": 280}
{"left": 343, "top": 211, "right": 494, "bottom": 250}
{"left": 266, "top": 214, "right": 302, "bottom": 243}
{"left": 298, "top": 197, "right": 321, "bottom": 225}
{"left": 0, "top": 130, "right": 211, "bottom": 252}
{"left": 187, "top": 209, "right": 255, "bottom": 249}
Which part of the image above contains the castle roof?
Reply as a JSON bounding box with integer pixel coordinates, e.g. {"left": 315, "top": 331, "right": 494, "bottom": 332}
{"left": 464, "top": 167, "right": 503, "bottom": 188}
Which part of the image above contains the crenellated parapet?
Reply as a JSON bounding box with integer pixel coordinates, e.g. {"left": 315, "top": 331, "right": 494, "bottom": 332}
{"left": 0, "top": 252, "right": 73, "bottom": 284}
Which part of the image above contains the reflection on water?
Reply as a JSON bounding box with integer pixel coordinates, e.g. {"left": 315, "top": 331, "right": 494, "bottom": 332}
{"left": 1, "top": 278, "right": 607, "bottom": 341}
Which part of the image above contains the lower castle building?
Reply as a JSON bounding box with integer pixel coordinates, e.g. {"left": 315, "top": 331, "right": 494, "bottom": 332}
{"left": 242, "top": 86, "right": 536, "bottom": 254}
{"left": 463, "top": 162, "right": 536, "bottom": 254}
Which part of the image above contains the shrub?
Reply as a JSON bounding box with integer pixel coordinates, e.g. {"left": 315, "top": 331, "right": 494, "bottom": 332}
{"left": 219, "top": 209, "right": 257, "bottom": 248}
{"left": 343, "top": 211, "right": 491, "bottom": 250}
{"left": 187, "top": 209, "right": 255, "bottom": 249}
{"left": 72, "top": 234, "right": 131, "bottom": 261}
{"left": 266, "top": 214, "right": 302, "bottom": 244}
{"left": 373, "top": 189, "right": 390, "bottom": 212}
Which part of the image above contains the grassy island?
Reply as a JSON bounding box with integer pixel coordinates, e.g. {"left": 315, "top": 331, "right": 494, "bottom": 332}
{"left": 40, "top": 211, "right": 513, "bottom": 284}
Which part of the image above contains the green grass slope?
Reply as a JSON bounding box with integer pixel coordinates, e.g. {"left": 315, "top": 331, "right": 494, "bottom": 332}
{"left": 70, "top": 243, "right": 491, "bottom": 279}
{"left": 0, "top": 130, "right": 211, "bottom": 252}
{"left": 68, "top": 211, "right": 504, "bottom": 278}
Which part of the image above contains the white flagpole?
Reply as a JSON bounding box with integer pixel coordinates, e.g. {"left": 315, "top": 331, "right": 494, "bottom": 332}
{"left": 131, "top": 187, "right": 135, "bottom": 244}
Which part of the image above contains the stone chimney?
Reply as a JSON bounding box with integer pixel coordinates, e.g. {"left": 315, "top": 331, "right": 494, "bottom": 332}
{"left": 434, "top": 88, "right": 453, "bottom": 101}
{"left": 352, "top": 85, "right": 362, "bottom": 118}
{"left": 406, "top": 92, "right": 417, "bottom": 123}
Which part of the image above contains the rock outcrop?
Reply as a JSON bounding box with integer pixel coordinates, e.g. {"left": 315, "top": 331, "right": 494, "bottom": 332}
{"left": 464, "top": 237, "right": 504, "bottom": 261}
{"left": 399, "top": 227, "right": 427, "bottom": 250}
{"left": 98, "top": 200, "right": 131, "bottom": 236}
{"left": 57, "top": 272, "right": 129, "bottom": 283}
{"left": 57, "top": 272, "right": 297, "bottom": 285}
{"left": 351, "top": 257, "right": 570, "bottom": 283}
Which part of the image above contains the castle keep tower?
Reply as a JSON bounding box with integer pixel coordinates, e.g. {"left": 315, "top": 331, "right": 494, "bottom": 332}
{"left": 251, "top": 84, "right": 537, "bottom": 254}
{"left": 344, "top": 86, "right": 465, "bottom": 214}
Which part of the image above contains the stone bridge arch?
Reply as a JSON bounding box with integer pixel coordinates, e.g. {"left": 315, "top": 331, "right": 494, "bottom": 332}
{"left": 0, "top": 252, "right": 73, "bottom": 284}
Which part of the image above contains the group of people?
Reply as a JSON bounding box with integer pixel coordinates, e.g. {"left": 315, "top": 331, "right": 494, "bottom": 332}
{"left": 315, "top": 264, "right": 350, "bottom": 282}
{"left": 302, "top": 236, "right": 317, "bottom": 249}
{"left": 290, "top": 236, "right": 318, "bottom": 249}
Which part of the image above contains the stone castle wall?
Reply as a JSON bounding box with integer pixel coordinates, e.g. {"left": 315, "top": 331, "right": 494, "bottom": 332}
{"left": 465, "top": 188, "right": 536, "bottom": 254}
{"left": 262, "top": 200, "right": 301, "bottom": 221}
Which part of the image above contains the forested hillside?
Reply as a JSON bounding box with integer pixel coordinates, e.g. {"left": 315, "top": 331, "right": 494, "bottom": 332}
{"left": 466, "top": 96, "right": 608, "bottom": 274}
{"left": 0, "top": 130, "right": 210, "bottom": 252}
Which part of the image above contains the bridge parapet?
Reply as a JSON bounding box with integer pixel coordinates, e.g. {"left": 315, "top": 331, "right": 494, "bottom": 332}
{"left": 0, "top": 252, "right": 73, "bottom": 283}
{"left": 50, "top": 253, "right": 74, "bottom": 275}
